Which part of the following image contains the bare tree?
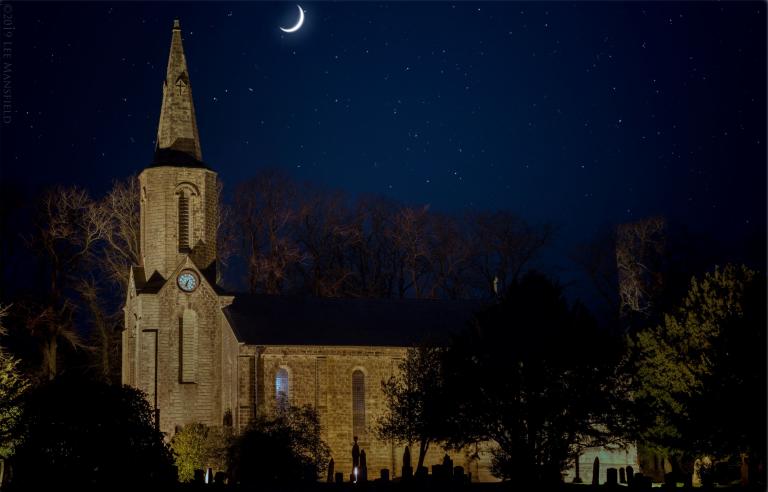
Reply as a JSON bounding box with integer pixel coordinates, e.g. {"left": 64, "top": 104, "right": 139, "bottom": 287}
{"left": 615, "top": 216, "right": 666, "bottom": 317}
{"left": 468, "top": 211, "right": 554, "bottom": 297}
{"left": 427, "top": 213, "right": 471, "bottom": 300}
{"left": 74, "top": 277, "right": 120, "bottom": 383}
{"left": 348, "top": 196, "right": 399, "bottom": 298}
{"left": 234, "top": 170, "right": 306, "bottom": 294}
{"left": 28, "top": 186, "right": 105, "bottom": 301}
{"left": 96, "top": 176, "right": 141, "bottom": 296}
{"left": 389, "top": 205, "right": 432, "bottom": 299}
{"left": 20, "top": 300, "right": 83, "bottom": 380}
{"left": 24, "top": 186, "right": 103, "bottom": 379}
{"left": 571, "top": 228, "right": 620, "bottom": 314}
{"left": 295, "top": 186, "right": 357, "bottom": 297}
{"left": 216, "top": 179, "right": 237, "bottom": 286}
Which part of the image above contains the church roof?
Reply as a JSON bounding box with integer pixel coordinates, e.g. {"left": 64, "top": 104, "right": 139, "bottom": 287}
{"left": 223, "top": 294, "right": 484, "bottom": 347}
{"left": 151, "top": 19, "right": 208, "bottom": 169}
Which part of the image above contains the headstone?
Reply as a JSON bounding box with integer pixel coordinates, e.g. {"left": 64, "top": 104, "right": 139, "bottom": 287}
{"left": 607, "top": 468, "right": 618, "bottom": 486}
{"left": 627, "top": 465, "right": 635, "bottom": 484}
{"left": 206, "top": 468, "right": 213, "bottom": 484}
{"left": 620, "top": 467, "right": 627, "bottom": 483}
{"left": 327, "top": 458, "right": 335, "bottom": 482}
{"left": 193, "top": 469, "right": 205, "bottom": 483}
{"left": 592, "top": 457, "right": 600, "bottom": 485}
{"left": 352, "top": 436, "right": 360, "bottom": 469}
{"left": 740, "top": 453, "right": 749, "bottom": 486}
{"left": 416, "top": 466, "right": 428, "bottom": 479}
{"left": 630, "top": 473, "right": 652, "bottom": 490}
{"left": 380, "top": 469, "right": 390, "bottom": 481}
{"left": 335, "top": 472, "right": 343, "bottom": 484}
{"left": 692, "top": 458, "right": 703, "bottom": 487}
{"left": 442, "top": 453, "right": 454, "bottom": 479}
{"left": 432, "top": 464, "right": 443, "bottom": 480}
{"left": 664, "top": 472, "right": 676, "bottom": 489}
{"left": 402, "top": 446, "right": 413, "bottom": 480}
{"left": 214, "top": 471, "right": 226, "bottom": 485}
{"left": 360, "top": 450, "right": 368, "bottom": 482}
{"left": 453, "top": 466, "right": 465, "bottom": 482}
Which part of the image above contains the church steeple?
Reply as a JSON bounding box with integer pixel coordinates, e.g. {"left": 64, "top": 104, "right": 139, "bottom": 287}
{"left": 154, "top": 19, "right": 204, "bottom": 166}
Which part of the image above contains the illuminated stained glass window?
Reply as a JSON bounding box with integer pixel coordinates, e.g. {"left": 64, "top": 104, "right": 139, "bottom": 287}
{"left": 276, "top": 367, "right": 289, "bottom": 411}
{"left": 352, "top": 370, "right": 365, "bottom": 439}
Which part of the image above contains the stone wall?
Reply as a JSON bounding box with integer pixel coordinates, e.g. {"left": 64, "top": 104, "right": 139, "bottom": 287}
{"left": 236, "top": 344, "right": 496, "bottom": 482}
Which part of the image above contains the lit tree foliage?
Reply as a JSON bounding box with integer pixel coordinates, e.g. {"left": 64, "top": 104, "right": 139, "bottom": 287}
{"left": 171, "top": 422, "right": 231, "bottom": 482}
{"left": 632, "top": 264, "right": 766, "bottom": 463}
{"left": 615, "top": 217, "right": 666, "bottom": 317}
{"left": 0, "top": 305, "right": 30, "bottom": 458}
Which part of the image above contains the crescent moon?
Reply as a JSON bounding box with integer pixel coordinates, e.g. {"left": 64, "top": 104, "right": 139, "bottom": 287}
{"left": 280, "top": 5, "right": 305, "bottom": 33}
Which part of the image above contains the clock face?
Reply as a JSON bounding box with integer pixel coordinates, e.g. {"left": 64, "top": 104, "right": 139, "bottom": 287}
{"left": 177, "top": 271, "right": 198, "bottom": 292}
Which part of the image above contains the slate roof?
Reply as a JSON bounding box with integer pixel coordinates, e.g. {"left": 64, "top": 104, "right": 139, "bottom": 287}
{"left": 223, "top": 294, "right": 485, "bottom": 347}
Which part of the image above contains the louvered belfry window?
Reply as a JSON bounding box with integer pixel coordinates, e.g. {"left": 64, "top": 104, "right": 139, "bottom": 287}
{"left": 276, "top": 368, "right": 289, "bottom": 411}
{"left": 178, "top": 191, "right": 190, "bottom": 251}
{"left": 352, "top": 370, "right": 366, "bottom": 439}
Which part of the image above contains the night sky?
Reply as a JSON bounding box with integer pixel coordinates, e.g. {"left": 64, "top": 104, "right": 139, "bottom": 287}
{"left": 1, "top": 2, "right": 765, "bottom": 300}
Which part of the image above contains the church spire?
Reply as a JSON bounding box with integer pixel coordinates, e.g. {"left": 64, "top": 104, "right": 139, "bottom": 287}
{"left": 154, "top": 19, "right": 204, "bottom": 166}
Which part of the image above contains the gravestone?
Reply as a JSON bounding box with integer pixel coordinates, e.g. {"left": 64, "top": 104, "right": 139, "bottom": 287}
{"left": 607, "top": 468, "right": 618, "bottom": 486}
{"left": 592, "top": 457, "right": 600, "bottom": 485}
{"left": 193, "top": 469, "right": 205, "bottom": 483}
{"left": 335, "top": 472, "right": 343, "bottom": 484}
{"left": 454, "top": 466, "right": 465, "bottom": 482}
{"left": 380, "top": 469, "right": 390, "bottom": 481}
{"left": 627, "top": 465, "right": 635, "bottom": 484}
{"left": 740, "top": 453, "right": 749, "bottom": 486}
{"left": 352, "top": 436, "right": 360, "bottom": 469}
{"left": 327, "top": 458, "right": 335, "bottom": 482}
{"left": 402, "top": 446, "right": 413, "bottom": 480}
{"left": 630, "top": 473, "right": 652, "bottom": 490}
{"left": 620, "top": 467, "right": 627, "bottom": 483}
{"left": 360, "top": 450, "right": 368, "bottom": 482}
{"left": 214, "top": 471, "right": 226, "bottom": 485}
{"left": 442, "top": 453, "right": 454, "bottom": 479}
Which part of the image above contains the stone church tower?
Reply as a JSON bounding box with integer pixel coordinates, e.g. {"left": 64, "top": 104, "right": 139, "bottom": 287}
{"left": 122, "top": 20, "right": 239, "bottom": 434}
{"left": 141, "top": 19, "right": 217, "bottom": 282}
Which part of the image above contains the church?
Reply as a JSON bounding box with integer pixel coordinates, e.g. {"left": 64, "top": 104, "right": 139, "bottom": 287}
{"left": 122, "top": 20, "right": 639, "bottom": 484}
{"left": 121, "top": 19, "right": 494, "bottom": 481}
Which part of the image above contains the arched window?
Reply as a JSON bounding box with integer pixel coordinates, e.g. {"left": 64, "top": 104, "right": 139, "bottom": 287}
{"left": 180, "top": 309, "right": 198, "bottom": 383}
{"left": 275, "top": 367, "right": 289, "bottom": 411}
{"left": 178, "top": 190, "right": 190, "bottom": 251}
{"left": 352, "top": 370, "right": 365, "bottom": 440}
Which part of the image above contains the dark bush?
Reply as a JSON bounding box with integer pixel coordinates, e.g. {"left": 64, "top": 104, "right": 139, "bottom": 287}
{"left": 228, "top": 405, "right": 329, "bottom": 485}
{"left": 10, "top": 376, "right": 176, "bottom": 489}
